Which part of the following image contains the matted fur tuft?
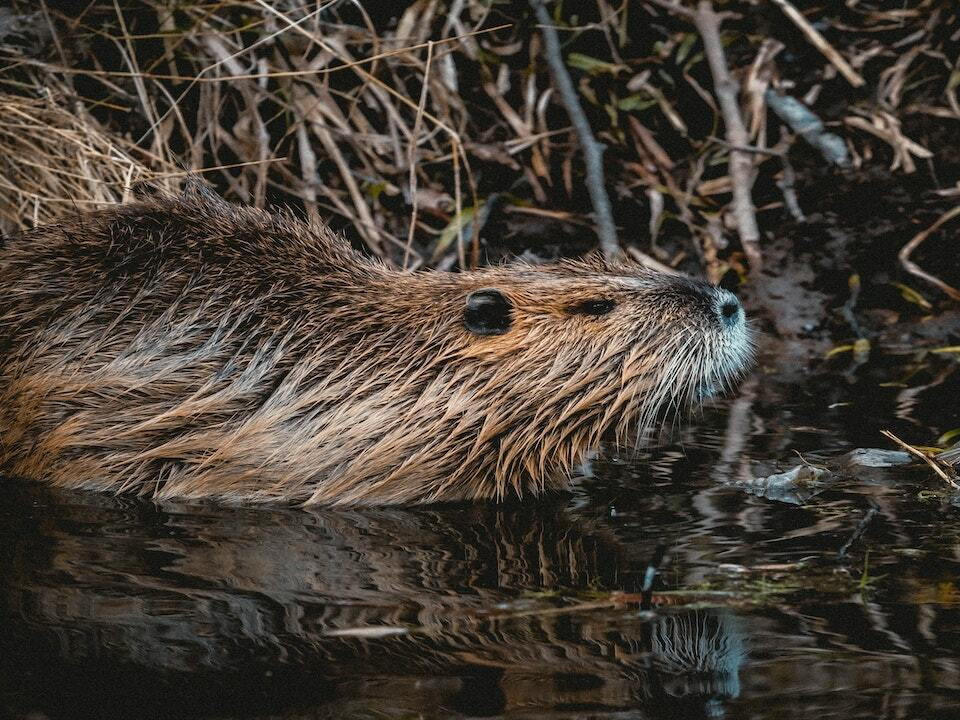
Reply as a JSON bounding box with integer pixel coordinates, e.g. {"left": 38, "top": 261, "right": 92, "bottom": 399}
{"left": 0, "top": 196, "right": 752, "bottom": 505}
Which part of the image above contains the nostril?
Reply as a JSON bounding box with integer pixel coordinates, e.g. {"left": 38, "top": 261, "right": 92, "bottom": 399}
{"left": 717, "top": 292, "right": 742, "bottom": 327}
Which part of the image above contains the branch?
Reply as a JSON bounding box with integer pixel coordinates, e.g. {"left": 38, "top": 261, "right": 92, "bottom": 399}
{"left": 898, "top": 205, "right": 960, "bottom": 302}
{"left": 530, "top": 1, "right": 619, "bottom": 259}
{"left": 644, "top": 0, "right": 695, "bottom": 19}
{"left": 765, "top": 90, "right": 849, "bottom": 166}
{"left": 836, "top": 507, "right": 878, "bottom": 561}
{"left": 882, "top": 430, "right": 958, "bottom": 488}
{"left": 769, "top": 0, "right": 865, "bottom": 88}
{"left": 691, "top": 0, "right": 763, "bottom": 271}
{"left": 404, "top": 40, "right": 434, "bottom": 269}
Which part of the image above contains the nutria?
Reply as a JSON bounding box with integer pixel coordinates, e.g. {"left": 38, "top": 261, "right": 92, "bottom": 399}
{"left": 0, "top": 194, "right": 751, "bottom": 505}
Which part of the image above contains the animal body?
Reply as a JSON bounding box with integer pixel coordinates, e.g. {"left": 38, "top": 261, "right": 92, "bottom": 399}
{"left": 0, "top": 195, "right": 751, "bottom": 505}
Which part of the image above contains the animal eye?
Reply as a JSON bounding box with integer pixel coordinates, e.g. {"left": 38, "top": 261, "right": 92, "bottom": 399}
{"left": 569, "top": 299, "right": 616, "bottom": 316}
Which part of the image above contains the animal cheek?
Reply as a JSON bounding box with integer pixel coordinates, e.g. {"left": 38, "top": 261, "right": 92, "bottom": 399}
{"left": 457, "top": 318, "right": 539, "bottom": 360}
{"left": 456, "top": 335, "right": 523, "bottom": 361}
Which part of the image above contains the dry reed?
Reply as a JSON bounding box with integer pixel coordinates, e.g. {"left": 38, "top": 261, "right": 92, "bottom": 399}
{"left": 0, "top": 0, "right": 956, "bottom": 279}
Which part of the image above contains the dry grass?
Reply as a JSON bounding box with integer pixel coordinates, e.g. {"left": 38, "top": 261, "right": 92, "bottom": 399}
{"left": 0, "top": 86, "right": 179, "bottom": 234}
{"left": 0, "top": 0, "right": 957, "bottom": 278}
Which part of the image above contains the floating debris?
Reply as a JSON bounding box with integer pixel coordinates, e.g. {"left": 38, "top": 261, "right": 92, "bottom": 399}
{"left": 765, "top": 90, "right": 849, "bottom": 166}
{"left": 835, "top": 448, "right": 913, "bottom": 469}
{"left": 323, "top": 626, "right": 410, "bottom": 639}
{"left": 737, "top": 463, "right": 832, "bottom": 505}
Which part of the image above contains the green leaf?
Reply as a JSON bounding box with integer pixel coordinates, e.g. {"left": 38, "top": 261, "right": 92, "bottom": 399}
{"left": 853, "top": 337, "right": 871, "bottom": 362}
{"left": 432, "top": 205, "right": 478, "bottom": 261}
{"left": 682, "top": 51, "right": 705, "bottom": 73}
{"left": 938, "top": 428, "right": 960, "bottom": 446}
{"left": 825, "top": 344, "right": 854, "bottom": 358}
{"left": 892, "top": 282, "right": 933, "bottom": 311}
{"left": 947, "top": 68, "right": 960, "bottom": 94}
{"left": 364, "top": 181, "right": 387, "bottom": 202}
{"left": 617, "top": 93, "right": 657, "bottom": 111}
{"left": 566, "top": 53, "right": 624, "bottom": 75}
{"left": 676, "top": 33, "right": 698, "bottom": 65}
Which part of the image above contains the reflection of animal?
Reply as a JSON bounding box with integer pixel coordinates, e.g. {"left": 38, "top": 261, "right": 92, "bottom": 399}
{"left": 0, "top": 488, "right": 745, "bottom": 718}
{"left": 0, "top": 194, "right": 751, "bottom": 505}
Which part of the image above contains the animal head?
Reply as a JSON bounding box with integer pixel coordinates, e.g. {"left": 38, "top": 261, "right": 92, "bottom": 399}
{"left": 450, "top": 259, "right": 752, "bottom": 436}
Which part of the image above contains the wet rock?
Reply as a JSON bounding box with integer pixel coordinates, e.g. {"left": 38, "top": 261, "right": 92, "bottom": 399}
{"left": 834, "top": 448, "right": 913, "bottom": 468}
{"left": 737, "top": 464, "right": 833, "bottom": 505}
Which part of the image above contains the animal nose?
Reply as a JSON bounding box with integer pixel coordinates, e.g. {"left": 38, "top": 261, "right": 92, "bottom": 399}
{"left": 715, "top": 290, "right": 743, "bottom": 328}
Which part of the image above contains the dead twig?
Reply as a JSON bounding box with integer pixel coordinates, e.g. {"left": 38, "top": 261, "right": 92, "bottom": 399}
{"left": 881, "top": 430, "right": 959, "bottom": 488}
{"left": 644, "top": 0, "right": 695, "bottom": 20}
{"left": 898, "top": 205, "right": 960, "bottom": 302}
{"left": 844, "top": 113, "right": 932, "bottom": 174}
{"left": 778, "top": 164, "right": 804, "bottom": 222}
{"left": 769, "top": 0, "right": 865, "bottom": 88}
{"left": 625, "top": 246, "right": 684, "bottom": 275}
{"left": 690, "top": 0, "right": 763, "bottom": 271}
{"left": 836, "top": 506, "right": 878, "bottom": 561}
{"left": 404, "top": 40, "right": 434, "bottom": 269}
{"left": 530, "top": 0, "right": 619, "bottom": 259}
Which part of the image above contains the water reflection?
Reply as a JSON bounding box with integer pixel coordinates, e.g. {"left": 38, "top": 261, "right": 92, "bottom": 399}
{"left": 2, "top": 360, "right": 960, "bottom": 719}
{"left": 2, "top": 491, "right": 751, "bottom": 718}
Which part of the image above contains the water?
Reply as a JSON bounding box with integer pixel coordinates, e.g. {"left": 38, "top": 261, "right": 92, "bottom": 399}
{"left": 2, "top": 352, "right": 959, "bottom": 719}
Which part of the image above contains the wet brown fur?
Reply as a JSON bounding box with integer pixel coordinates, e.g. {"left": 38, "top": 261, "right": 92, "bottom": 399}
{"left": 0, "top": 195, "right": 750, "bottom": 505}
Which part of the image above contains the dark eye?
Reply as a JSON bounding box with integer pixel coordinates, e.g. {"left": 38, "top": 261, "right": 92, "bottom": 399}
{"left": 569, "top": 299, "right": 616, "bottom": 316}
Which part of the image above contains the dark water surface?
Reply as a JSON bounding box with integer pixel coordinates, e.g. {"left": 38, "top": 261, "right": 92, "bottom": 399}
{"left": 2, "top": 353, "right": 959, "bottom": 720}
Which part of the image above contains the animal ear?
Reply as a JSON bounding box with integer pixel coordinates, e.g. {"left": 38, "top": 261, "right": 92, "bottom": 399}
{"left": 464, "top": 289, "right": 513, "bottom": 336}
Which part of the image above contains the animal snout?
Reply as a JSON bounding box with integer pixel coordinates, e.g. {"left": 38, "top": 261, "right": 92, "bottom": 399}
{"left": 714, "top": 289, "right": 744, "bottom": 329}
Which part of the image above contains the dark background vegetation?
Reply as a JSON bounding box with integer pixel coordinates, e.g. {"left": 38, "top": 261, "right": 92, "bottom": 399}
{"left": 1, "top": 0, "right": 958, "bottom": 360}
